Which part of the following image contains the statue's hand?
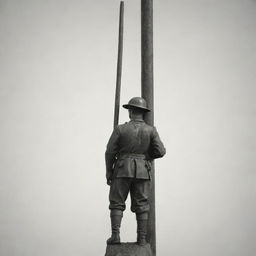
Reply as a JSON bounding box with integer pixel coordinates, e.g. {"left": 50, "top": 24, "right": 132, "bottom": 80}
{"left": 106, "top": 171, "right": 113, "bottom": 186}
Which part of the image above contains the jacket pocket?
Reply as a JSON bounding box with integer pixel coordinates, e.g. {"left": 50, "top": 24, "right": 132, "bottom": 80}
{"left": 134, "top": 159, "right": 150, "bottom": 179}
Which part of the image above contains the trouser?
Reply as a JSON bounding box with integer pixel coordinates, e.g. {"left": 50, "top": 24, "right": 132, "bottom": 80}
{"left": 109, "top": 178, "right": 150, "bottom": 213}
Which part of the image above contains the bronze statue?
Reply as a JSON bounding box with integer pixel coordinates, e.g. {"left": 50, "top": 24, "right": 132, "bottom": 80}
{"left": 105, "top": 97, "right": 166, "bottom": 246}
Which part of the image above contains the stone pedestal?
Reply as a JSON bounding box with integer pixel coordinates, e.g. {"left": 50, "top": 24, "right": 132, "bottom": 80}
{"left": 105, "top": 243, "right": 152, "bottom": 256}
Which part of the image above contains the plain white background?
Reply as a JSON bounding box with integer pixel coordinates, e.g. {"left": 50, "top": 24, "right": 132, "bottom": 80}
{"left": 0, "top": 0, "right": 255, "bottom": 255}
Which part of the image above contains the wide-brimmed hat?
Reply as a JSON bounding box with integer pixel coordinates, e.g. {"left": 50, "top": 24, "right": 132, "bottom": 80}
{"left": 122, "top": 97, "right": 150, "bottom": 112}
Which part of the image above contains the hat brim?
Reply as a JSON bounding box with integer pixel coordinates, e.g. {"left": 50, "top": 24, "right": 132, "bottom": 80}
{"left": 122, "top": 104, "right": 150, "bottom": 112}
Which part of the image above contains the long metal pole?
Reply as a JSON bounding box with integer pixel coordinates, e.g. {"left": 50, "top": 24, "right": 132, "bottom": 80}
{"left": 114, "top": 1, "right": 124, "bottom": 128}
{"left": 141, "top": 0, "right": 155, "bottom": 255}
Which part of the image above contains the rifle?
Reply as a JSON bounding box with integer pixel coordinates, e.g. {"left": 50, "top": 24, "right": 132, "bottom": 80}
{"left": 113, "top": 1, "right": 124, "bottom": 128}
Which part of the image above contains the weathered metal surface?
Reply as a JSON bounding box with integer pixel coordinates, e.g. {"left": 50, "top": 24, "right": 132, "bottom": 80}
{"left": 141, "top": 0, "right": 156, "bottom": 255}
{"left": 114, "top": 1, "right": 124, "bottom": 128}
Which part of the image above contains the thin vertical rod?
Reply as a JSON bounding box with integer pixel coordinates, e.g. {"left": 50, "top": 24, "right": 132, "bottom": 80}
{"left": 141, "top": 0, "right": 155, "bottom": 255}
{"left": 114, "top": 1, "right": 124, "bottom": 128}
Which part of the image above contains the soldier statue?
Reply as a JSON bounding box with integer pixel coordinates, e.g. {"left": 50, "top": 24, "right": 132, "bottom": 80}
{"left": 105, "top": 97, "right": 166, "bottom": 246}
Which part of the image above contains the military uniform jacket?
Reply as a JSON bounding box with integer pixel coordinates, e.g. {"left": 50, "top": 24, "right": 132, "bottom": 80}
{"left": 105, "top": 119, "right": 166, "bottom": 180}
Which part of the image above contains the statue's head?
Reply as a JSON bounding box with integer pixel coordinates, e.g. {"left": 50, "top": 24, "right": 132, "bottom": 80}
{"left": 122, "top": 97, "right": 150, "bottom": 113}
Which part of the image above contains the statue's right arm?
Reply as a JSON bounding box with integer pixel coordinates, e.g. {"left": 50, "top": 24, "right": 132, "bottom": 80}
{"left": 105, "top": 127, "right": 120, "bottom": 184}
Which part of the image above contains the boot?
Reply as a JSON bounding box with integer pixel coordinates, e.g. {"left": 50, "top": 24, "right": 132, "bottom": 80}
{"left": 107, "top": 210, "right": 123, "bottom": 245}
{"left": 136, "top": 212, "right": 148, "bottom": 246}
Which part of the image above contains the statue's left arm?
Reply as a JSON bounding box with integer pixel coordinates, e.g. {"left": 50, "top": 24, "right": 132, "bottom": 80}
{"left": 149, "top": 127, "right": 166, "bottom": 160}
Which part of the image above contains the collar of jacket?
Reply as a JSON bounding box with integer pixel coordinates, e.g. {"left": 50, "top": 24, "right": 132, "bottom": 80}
{"left": 130, "top": 119, "right": 144, "bottom": 122}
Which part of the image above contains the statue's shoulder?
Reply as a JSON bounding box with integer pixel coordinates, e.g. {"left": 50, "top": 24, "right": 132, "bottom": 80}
{"left": 116, "top": 122, "right": 129, "bottom": 131}
{"left": 143, "top": 122, "right": 153, "bottom": 128}
{"left": 141, "top": 122, "right": 154, "bottom": 131}
{"left": 118, "top": 122, "right": 128, "bottom": 127}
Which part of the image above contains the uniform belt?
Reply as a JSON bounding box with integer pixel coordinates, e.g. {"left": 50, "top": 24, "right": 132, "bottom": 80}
{"left": 119, "top": 153, "right": 146, "bottom": 159}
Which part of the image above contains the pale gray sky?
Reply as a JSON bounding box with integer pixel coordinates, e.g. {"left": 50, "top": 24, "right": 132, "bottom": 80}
{"left": 0, "top": 1, "right": 255, "bottom": 256}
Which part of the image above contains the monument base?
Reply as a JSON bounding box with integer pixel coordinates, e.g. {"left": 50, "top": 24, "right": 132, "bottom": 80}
{"left": 105, "top": 242, "right": 152, "bottom": 256}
